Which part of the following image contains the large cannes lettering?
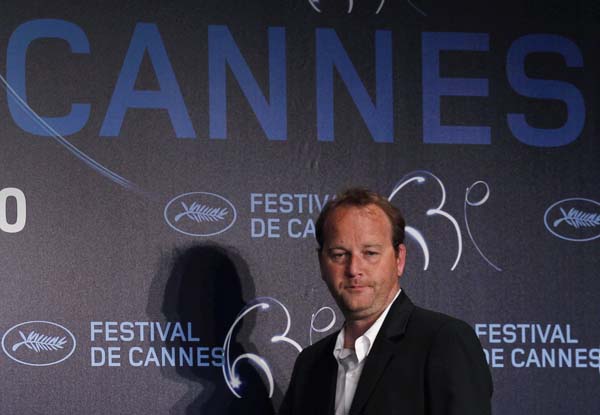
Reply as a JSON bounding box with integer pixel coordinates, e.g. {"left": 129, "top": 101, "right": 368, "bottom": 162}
{"left": 2, "top": 19, "right": 586, "bottom": 147}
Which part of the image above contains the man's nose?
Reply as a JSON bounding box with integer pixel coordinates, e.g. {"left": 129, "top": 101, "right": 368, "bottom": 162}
{"left": 346, "top": 254, "right": 364, "bottom": 277}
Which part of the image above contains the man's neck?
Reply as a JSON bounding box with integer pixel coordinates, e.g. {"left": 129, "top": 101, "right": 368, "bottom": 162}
{"left": 342, "top": 288, "right": 401, "bottom": 348}
{"left": 343, "top": 317, "right": 379, "bottom": 348}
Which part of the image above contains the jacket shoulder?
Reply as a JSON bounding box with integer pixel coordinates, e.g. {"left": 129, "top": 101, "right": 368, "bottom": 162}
{"left": 407, "top": 305, "right": 476, "bottom": 337}
{"left": 295, "top": 330, "right": 337, "bottom": 364}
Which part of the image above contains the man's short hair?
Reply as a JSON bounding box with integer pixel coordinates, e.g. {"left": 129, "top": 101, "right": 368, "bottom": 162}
{"left": 315, "top": 188, "right": 405, "bottom": 251}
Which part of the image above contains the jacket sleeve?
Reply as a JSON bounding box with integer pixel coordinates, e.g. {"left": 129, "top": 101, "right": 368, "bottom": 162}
{"left": 426, "top": 319, "right": 493, "bottom": 415}
{"left": 278, "top": 350, "right": 303, "bottom": 415}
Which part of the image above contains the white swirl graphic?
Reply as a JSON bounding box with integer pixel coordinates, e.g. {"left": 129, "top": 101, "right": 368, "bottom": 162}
{"left": 406, "top": 0, "right": 427, "bottom": 16}
{"left": 308, "top": 0, "right": 425, "bottom": 15}
{"left": 464, "top": 181, "right": 502, "bottom": 272}
{"left": 309, "top": 307, "right": 336, "bottom": 345}
{"left": 307, "top": 0, "right": 385, "bottom": 14}
{"left": 222, "top": 297, "right": 302, "bottom": 398}
{"left": 0, "top": 74, "right": 143, "bottom": 195}
{"left": 389, "top": 171, "right": 462, "bottom": 271}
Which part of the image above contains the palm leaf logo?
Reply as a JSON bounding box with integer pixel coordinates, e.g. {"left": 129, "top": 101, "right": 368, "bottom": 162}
{"left": 553, "top": 208, "right": 600, "bottom": 229}
{"left": 12, "top": 330, "right": 67, "bottom": 352}
{"left": 174, "top": 202, "right": 228, "bottom": 223}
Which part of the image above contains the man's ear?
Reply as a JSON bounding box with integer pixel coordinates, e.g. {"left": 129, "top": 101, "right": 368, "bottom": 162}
{"left": 396, "top": 244, "right": 406, "bottom": 277}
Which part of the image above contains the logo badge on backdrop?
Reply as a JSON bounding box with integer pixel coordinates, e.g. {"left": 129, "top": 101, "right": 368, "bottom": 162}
{"left": 164, "top": 192, "right": 237, "bottom": 237}
{"left": 544, "top": 198, "right": 600, "bottom": 242}
{"left": 1, "top": 321, "right": 77, "bottom": 366}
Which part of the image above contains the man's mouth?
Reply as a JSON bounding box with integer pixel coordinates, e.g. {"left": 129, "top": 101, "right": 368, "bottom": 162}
{"left": 346, "top": 285, "right": 368, "bottom": 291}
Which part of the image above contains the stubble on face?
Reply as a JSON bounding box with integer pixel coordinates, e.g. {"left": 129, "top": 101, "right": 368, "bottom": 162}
{"left": 319, "top": 204, "right": 405, "bottom": 325}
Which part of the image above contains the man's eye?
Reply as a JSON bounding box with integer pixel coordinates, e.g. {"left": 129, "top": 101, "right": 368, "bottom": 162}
{"left": 365, "top": 251, "right": 379, "bottom": 256}
{"left": 330, "top": 253, "right": 347, "bottom": 261}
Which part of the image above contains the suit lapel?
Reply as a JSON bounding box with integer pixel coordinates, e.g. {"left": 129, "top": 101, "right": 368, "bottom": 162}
{"left": 310, "top": 334, "right": 338, "bottom": 415}
{"left": 348, "top": 291, "right": 414, "bottom": 415}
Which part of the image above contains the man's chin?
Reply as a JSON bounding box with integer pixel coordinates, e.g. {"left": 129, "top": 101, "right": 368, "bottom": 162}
{"left": 340, "top": 301, "right": 374, "bottom": 320}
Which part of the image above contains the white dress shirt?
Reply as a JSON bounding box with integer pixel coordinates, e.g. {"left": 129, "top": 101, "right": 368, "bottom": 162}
{"left": 332, "top": 289, "right": 401, "bottom": 415}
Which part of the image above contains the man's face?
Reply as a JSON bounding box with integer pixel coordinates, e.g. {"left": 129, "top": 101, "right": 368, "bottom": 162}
{"left": 319, "top": 204, "right": 406, "bottom": 322}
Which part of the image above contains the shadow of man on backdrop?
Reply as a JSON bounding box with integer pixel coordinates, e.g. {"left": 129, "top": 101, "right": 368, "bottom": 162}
{"left": 147, "top": 244, "right": 276, "bottom": 415}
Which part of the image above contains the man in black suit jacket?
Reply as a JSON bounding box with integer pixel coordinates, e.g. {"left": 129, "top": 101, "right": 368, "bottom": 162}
{"left": 280, "top": 188, "right": 492, "bottom": 415}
